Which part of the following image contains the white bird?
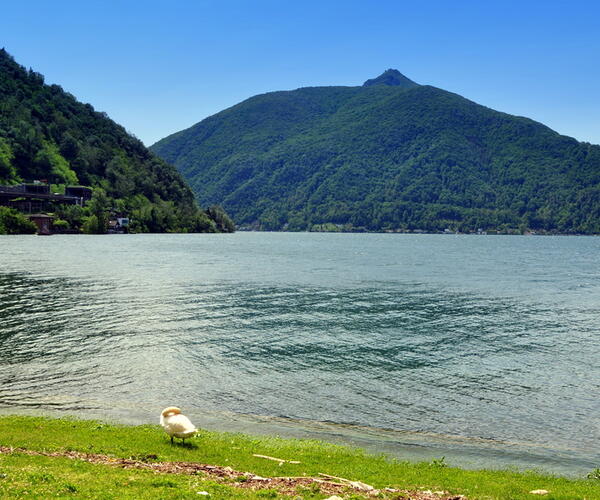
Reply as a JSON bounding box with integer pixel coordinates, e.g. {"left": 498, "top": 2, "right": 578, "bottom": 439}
{"left": 160, "top": 407, "right": 197, "bottom": 444}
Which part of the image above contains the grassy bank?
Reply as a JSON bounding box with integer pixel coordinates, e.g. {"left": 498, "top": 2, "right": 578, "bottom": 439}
{"left": 0, "top": 416, "right": 598, "bottom": 499}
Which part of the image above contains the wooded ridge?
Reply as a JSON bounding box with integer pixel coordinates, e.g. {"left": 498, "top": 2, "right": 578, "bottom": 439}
{"left": 0, "top": 48, "right": 233, "bottom": 234}
{"left": 152, "top": 69, "right": 600, "bottom": 234}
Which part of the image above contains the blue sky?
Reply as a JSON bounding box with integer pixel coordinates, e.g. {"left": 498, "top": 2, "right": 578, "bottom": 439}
{"left": 2, "top": 0, "right": 599, "bottom": 146}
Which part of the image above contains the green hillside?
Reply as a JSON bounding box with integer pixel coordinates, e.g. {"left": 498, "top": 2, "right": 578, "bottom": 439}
{"left": 0, "top": 49, "right": 232, "bottom": 233}
{"left": 152, "top": 69, "right": 600, "bottom": 233}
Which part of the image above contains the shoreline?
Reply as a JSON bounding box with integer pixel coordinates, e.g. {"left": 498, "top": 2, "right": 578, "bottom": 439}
{"left": 1, "top": 414, "right": 599, "bottom": 499}
{"left": 3, "top": 230, "right": 600, "bottom": 237}
{"left": 236, "top": 229, "right": 600, "bottom": 237}
{"left": 1, "top": 405, "right": 595, "bottom": 478}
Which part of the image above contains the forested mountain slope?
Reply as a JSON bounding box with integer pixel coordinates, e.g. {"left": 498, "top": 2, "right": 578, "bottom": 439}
{"left": 0, "top": 48, "right": 232, "bottom": 233}
{"left": 152, "top": 69, "right": 600, "bottom": 233}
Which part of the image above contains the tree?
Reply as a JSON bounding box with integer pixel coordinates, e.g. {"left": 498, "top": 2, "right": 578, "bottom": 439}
{"left": 59, "top": 132, "right": 80, "bottom": 160}
{"left": 84, "top": 188, "right": 110, "bottom": 234}
{"left": 0, "top": 207, "right": 37, "bottom": 234}
{"left": 0, "top": 138, "right": 18, "bottom": 183}
{"left": 34, "top": 142, "right": 78, "bottom": 184}
{"left": 206, "top": 205, "right": 235, "bottom": 233}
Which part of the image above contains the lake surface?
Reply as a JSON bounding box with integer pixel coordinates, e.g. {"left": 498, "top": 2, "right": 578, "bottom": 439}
{"left": 1, "top": 233, "right": 599, "bottom": 475}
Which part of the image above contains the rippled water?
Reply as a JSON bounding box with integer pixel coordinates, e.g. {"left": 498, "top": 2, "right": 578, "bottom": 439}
{"left": 1, "top": 233, "right": 599, "bottom": 475}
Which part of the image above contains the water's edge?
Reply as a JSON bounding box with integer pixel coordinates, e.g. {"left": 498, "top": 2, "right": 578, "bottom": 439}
{"left": 0, "top": 405, "right": 594, "bottom": 478}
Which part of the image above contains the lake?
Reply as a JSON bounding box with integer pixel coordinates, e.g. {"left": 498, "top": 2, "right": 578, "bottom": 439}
{"left": 0, "top": 232, "right": 599, "bottom": 475}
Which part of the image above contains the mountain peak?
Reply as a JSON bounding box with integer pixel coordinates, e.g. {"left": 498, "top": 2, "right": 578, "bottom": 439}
{"left": 363, "top": 69, "right": 419, "bottom": 88}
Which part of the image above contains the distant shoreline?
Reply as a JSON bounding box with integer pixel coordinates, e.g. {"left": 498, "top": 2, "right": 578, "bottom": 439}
{"left": 236, "top": 228, "right": 599, "bottom": 236}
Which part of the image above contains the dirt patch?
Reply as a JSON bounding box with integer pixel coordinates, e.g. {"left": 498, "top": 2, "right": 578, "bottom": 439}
{"left": 0, "top": 445, "right": 465, "bottom": 499}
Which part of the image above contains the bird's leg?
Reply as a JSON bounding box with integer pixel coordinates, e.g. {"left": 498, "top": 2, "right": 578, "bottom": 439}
{"left": 182, "top": 438, "right": 185, "bottom": 445}
{"left": 171, "top": 436, "right": 174, "bottom": 445}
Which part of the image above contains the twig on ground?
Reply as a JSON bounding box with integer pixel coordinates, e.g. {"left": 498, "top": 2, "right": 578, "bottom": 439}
{"left": 253, "top": 453, "right": 300, "bottom": 464}
{"left": 318, "top": 472, "right": 375, "bottom": 491}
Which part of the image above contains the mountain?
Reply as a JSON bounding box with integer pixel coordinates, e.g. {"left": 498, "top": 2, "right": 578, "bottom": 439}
{"left": 151, "top": 70, "right": 600, "bottom": 233}
{"left": 362, "top": 68, "right": 418, "bottom": 88}
{"left": 0, "top": 48, "right": 232, "bottom": 233}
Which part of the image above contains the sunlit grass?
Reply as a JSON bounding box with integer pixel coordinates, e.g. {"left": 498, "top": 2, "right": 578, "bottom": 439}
{"left": 0, "top": 416, "right": 599, "bottom": 499}
{"left": 0, "top": 452, "right": 281, "bottom": 499}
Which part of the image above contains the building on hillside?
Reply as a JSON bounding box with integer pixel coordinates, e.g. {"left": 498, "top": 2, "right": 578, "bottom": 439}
{"left": 22, "top": 182, "right": 50, "bottom": 195}
{"left": 27, "top": 214, "right": 54, "bottom": 235}
{"left": 108, "top": 216, "right": 130, "bottom": 234}
{"left": 0, "top": 182, "right": 91, "bottom": 213}
{"left": 65, "top": 186, "right": 93, "bottom": 204}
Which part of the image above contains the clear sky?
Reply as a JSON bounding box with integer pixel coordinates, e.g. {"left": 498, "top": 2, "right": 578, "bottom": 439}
{"left": 2, "top": 0, "right": 599, "bottom": 146}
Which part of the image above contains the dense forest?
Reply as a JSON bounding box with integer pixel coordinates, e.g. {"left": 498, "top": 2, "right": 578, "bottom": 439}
{"left": 0, "top": 49, "right": 233, "bottom": 234}
{"left": 152, "top": 69, "right": 600, "bottom": 234}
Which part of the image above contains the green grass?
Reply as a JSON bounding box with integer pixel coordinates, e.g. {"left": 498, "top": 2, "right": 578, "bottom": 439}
{"left": 0, "top": 415, "right": 599, "bottom": 499}
{"left": 0, "top": 452, "right": 279, "bottom": 499}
